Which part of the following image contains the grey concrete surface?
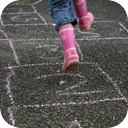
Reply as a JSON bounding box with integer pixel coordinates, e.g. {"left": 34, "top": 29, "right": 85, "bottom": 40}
{"left": 0, "top": 0, "right": 128, "bottom": 127}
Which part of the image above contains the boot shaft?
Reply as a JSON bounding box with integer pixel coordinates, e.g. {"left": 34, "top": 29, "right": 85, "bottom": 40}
{"left": 59, "top": 23, "right": 76, "bottom": 52}
{"left": 72, "top": 0, "right": 88, "bottom": 18}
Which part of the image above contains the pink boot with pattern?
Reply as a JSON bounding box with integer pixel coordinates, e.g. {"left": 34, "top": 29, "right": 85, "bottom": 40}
{"left": 72, "top": 0, "right": 94, "bottom": 30}
{"left": 59, "top": 23, "right": 79, "bottom": 71}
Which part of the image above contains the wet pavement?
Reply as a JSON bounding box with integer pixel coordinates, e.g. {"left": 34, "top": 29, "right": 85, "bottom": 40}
{"left": 0, "top": 0, "right": 128, "bottom": 127}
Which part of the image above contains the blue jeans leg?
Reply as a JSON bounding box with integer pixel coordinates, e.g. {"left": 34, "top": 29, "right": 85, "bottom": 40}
{"left": 49, "top": 0, "right": 78, "bottom": 31}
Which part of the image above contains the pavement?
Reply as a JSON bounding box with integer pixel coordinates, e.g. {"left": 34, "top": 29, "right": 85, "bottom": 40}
{"left": 0, "top": 0, "right": 128, "bottom": 127}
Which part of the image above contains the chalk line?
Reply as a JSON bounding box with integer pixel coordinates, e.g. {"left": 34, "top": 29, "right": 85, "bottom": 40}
{"left": 7, "top": 107, "right": 15, "bottom": 127}
{"left": 0, "top": 39, "right": 8, "bottom": 41}
{"left": 2, "top": 12, "right": 36, "bottom": 15}
{"left": 11, "top": 97, "right": 125, "bottom": 109}
{"left": 0, "top": 16, "right": 4, "bottom": 26}
{"left": 4, "top": 62, "right": 95, "bottom": 69}
{"left": 57, "top": 90, "right": 104, "bottom": 96}
{"left": 40, "top": 55, "right": 63, "bottom": 59}
{"left": 31, "top": 5, "right": 48, "bottom": 25}
{"left": 36, "top": 41, "right": 62, "bottom": 59}
{"left": 5, "top": 70, "right": 15, "bottom": 105}
{"left": 36, "top": 44, "right": 59, "bottom": 52}
{"left": 56, "top": 80, "right": 87, "bottom": 94}
{"left": 96, "top": 63, "right": 128, "bottom": 105}
{"left": 4, "top": 62, "right": 62, "bottom": 70}
{"left": 3, "top": 61, "right": 96, "bottom": 70}
{"left": 11, "top": 15, "right": 29, "bottom": 23}
{"left": 4, "top": 7, "right": 21, "bottom": 10}
{"left": 75, "top": 41, "right": 83, "bottom": 61}
{"left": 94, "top": 20, "right": 116, "bottom": 23}
{"left": 76, "top": 28, "right": 100, "bottom": 38}
{"left": 31, "top": 0, "right": 42, "bottom": 6}
{"left": 119, "top": 22, "right": 128, "bottom": 33}
{"left": 9, "top": 3, "right": 30, "bottom": 5}
{"left": 69, "top": 120, "right": 82, "bottom": 128}
{"left": 36, "top": 73, "right": 86, "bottom": 80}
{"left": 77, "top": 37, "right": 128, "bottom": 40}
{"left": 18, "top": 8, "right": 23, "bottom": 13}
{"left": 3, "top": 23, "right": 48, "bottom": 26}
{"left": 0, "top": 29, "right": 20, "bottom": 65}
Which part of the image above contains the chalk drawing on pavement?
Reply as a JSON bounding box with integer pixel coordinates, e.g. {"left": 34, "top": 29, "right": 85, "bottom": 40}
{"left": 1, "top": 0, "right": 128, "bottom": 127}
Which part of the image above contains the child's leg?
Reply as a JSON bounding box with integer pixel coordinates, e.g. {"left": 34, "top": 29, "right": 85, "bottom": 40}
{"left": 48, "top": 0, "right": 79, "bottom": 71}
{"left": 72, "top": 0, "right": 94, "bottom": 30}
{"left": 49, "top": 0, "right": 78, "bottom": 31}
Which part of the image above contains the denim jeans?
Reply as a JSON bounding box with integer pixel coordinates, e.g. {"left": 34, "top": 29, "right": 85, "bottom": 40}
{"left": 48, "top": 0, "right": 78, "bottom": 31}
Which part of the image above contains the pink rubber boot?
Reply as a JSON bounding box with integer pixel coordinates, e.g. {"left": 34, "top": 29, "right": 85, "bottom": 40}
{"left": 72, "top": 0, "right": 94, "bottom": 30}
{"left": 59, "top": 23, "right": 79, "bottom": 71}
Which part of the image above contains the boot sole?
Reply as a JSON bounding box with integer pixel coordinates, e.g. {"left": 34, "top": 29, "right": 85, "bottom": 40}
{"left": 65, "top": 60, "right": 79, "bottom": 71}
{"left": 79, "top": 17, "right": 94, "bottom": 30}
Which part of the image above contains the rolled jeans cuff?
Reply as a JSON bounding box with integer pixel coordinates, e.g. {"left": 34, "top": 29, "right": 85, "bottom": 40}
{"left": 55, "top": 18, "right": 78, "bottom": 31}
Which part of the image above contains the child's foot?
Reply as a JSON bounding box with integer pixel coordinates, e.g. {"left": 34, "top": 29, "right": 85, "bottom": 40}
{"left": 62, "top": 48, "right": 79, "bottom": 71}
{"left": 72, "top": 0, "right": 94, "bottom": 30}
{"left": 78, "top": 12, "right": 94, "bottom": 30}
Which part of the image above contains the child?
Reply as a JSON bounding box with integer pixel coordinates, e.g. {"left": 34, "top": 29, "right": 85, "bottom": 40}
{"left": 49, "top": 0, "right": 94, "bottom": 71}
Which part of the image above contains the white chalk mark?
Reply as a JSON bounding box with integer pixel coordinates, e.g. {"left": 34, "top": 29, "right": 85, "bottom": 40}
{"left": 8, "top": 107, "right": 15, "bottom": 127}
{"left": 76, "top": 28, "right": 100, "bottom": 37}
{"left": 18, "top": 8, "right": 23, "bottom": 13}
{"left": 2, "top": 12, "right": 36, "bottom": 15}
{"left": 58, "top": 90, "right": 104, "bottom": 96}
{"left": 31, "top": 0, "right": 42, "bottom": 5}
{"left": 2, "top": 7, "right": 35, "bottom": 15}
{"left": 4, "top": 62, "right": 62, "bottom": 70}
{"left": 2, "top": 61, "right": 94, "bottom": 70}
{"left": 94, "top": 20, "right": 116, "bottom": 23}
{"left": 56, "top": 80, "right": 87, "bottom": 94}
{"left": 119, "top": 22, "right": 128, "bottom": 33}
{"left": 12, "top": 38, "right": 59, "bottom": 42}
{"left": 0, "top": 16, "right": 4, "bottom": 26}
{"left": 14, "top": 97, "right": 125, "bottom": 109}
{"left": 75, "top": 41, "right": 83, "bottom": 60}
{"left": 36, "top": 44, "right": 59, "bottom": 52}
{"left": 76, "top": 37, "right": 128, "bottom": 40}
{"left": 40, "top": 55, "right": 63, "bottom": 60}
{"left": 4, "top": 7, "right": 21, "bottom": 10}
{"left": 0, "top": 29, "right": 20, "bottom": 65}
{"left": 3, "top": 23, "right": 54, "bottom": 26}
{"left": 31, "top": 2, "right": 47, "bottom": 25}
{"left": 6, "top": 70, "right": 15, "bottom": 105}
{"left": 9, "top": 3, "right": 30, "bottom": 5}
{"left": 11, "top": 15, "right": 29, "bottom": 23}
{"left": 3, "top": 23, "right": 46, "bottom": 26}
{"left": 36, "top": 44, "right": 63, "bottom": 59}
{"left": 1, "top": 0, "right": 30, "bottom": 3}
{"left": 36, "top": 73, "right": 85, "bottom": 80}
{"left": 69, "top": 120, "right": 82, "bottom": 128}
{"left": 0, "top": 39, "right": 8, "bottom": 41}
{"left": 96, "top": 63, "right": 128, "bottom": 104}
